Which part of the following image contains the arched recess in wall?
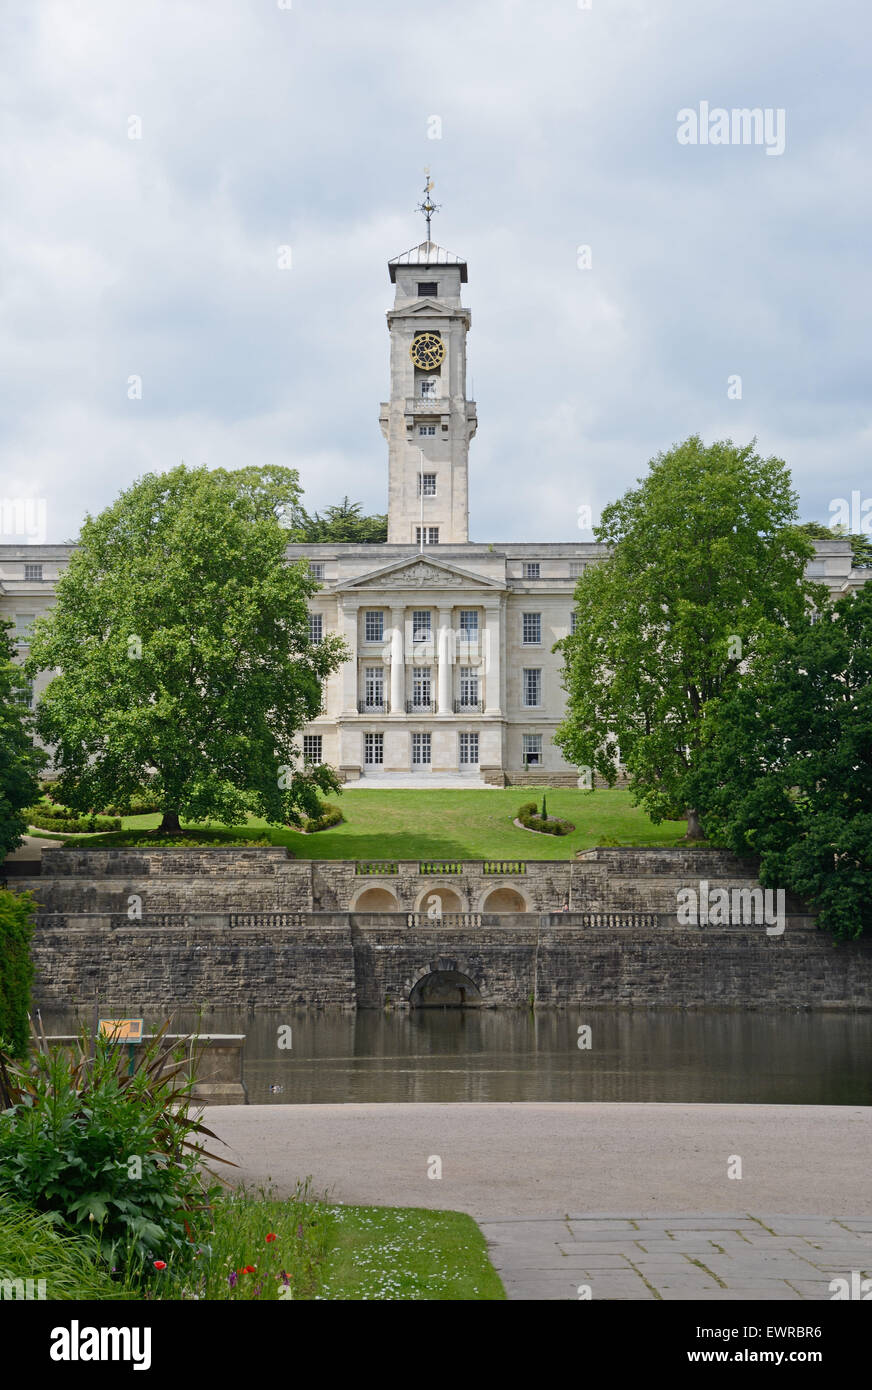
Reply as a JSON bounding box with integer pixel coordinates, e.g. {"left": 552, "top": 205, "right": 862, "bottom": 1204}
{"left": 351, "top": 885, "right": 400, "bottom": 911}
{"left": 414, "top": 886, "right": 464, "bottom": 913}
{"left": 478, "top": 885, "right": 530, "bottom": 913}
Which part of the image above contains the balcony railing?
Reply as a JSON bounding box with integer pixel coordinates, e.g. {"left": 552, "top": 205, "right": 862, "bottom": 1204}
{"left": 453, "top": 699, "right": 483, "bottom": 713}
{"left": 406, "top": 699, "right": 437, "bottom": 714}
{"left": 358, "top": 699, "right": 389, "bottom": 714}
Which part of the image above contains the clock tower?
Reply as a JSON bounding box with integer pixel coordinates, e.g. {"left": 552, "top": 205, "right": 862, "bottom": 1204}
{"left": 380, "top": 191, "right": 477, "bottom": 545}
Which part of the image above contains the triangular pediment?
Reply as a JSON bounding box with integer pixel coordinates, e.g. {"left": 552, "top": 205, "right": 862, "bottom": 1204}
{"left": 337, "top": 555, "right": 503, "bottom": 593}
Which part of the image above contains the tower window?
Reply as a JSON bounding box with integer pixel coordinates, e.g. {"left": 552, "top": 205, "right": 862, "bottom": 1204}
{"left": 417, "top": 282, "right": 438, "bottom": 297}
{"left": 417, "top": 473, "right": 437, "bottom": 496}
{"left": 420, "top": 379, "right": 438, "bottom": 398}
{"left": 418, "top": 425, "right": 436, "bottom": 437}
{"left": 415, "top": 527, "right": 439, "bottom": 545}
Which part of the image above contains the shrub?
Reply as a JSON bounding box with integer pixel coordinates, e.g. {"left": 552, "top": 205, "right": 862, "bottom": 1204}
{"left": 25, "top": 808, "right": 121, "bottom": 833}
{"left": 61, "top": 831, "right": 276, "bottom": 848}
{"left": 301, "top": 803, "right": 344, "bottom": 833}
{"left": 0, "top": 1025, "right": 229, "bottom": 1269}
{"left": 516, "top": 804, "right": 574, "bottom": 836}
{"left": 0, "top": 890, "right": 35, "bottom": 1058}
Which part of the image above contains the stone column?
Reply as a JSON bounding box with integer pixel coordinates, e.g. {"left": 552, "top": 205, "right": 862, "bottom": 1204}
{"left": 437, "top": 604, "right": 453, "bottom": 714}
{"left": 340, "top": 600, "right": 359, "bottom": 714}
{"left": 389, "top": 605, "right": 404, "bottom": 714}
{"left": 484, "top": 600, "right": 502, "bottom": 715}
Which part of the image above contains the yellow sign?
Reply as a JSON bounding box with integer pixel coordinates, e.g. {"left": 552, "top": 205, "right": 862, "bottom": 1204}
{"left": 98, "top": 1018, "right": 144, "bottom": 1042}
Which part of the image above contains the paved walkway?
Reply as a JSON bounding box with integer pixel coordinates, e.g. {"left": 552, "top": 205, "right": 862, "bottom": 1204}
{"left": 202, "top": 1103, "right": 872, "bottom": 1300}
{"left": 480, "top": 1214, "right": 872, "bottom": 1300}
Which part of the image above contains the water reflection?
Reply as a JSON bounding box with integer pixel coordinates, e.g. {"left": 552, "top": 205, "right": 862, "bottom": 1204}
{"left": 40, "top": 1008, "right": 872, "bottom": 1106}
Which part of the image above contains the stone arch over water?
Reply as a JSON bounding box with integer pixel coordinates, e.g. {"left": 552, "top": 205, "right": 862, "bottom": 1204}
{"left": 407, "top": 957, "right": 484, "bottom": 1008}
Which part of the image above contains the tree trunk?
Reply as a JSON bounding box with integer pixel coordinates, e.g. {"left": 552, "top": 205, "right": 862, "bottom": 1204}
{"left": 159, "top": 810, "right": 181, "bottom": 834}
{"left": 685, "top": 808, "right": 704, "bottom": 840}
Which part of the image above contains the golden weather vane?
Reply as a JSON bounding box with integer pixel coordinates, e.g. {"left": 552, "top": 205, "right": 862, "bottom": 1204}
{"left": 415, "top": 167, "right": 440, "bottom": 240}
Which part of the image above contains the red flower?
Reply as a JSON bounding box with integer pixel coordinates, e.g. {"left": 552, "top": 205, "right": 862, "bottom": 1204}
{"left": 265, "top": 1233, "right": 277, "bottom": 1243}
{"left": 153, "top": 1261, "right": 167, "bottom": 1271}
{"left": 243, "top": 1265, "right": 256, "bottom": 1274}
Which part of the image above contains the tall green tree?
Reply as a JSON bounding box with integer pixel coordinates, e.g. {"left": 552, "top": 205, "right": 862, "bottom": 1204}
{"left": 289, "top": 496, "right": 387, "bottom": 544}
{"left": 554, "top": 436, "right": 823, "bottom": 837}
{"left": 0, "top": 620, "right": 43, "bottom": 860}
{"left": 689, "top": 582, "right": 872, "bottom": 939}
{"left": 27, "top": 465, "right": 347, "bottom": 832}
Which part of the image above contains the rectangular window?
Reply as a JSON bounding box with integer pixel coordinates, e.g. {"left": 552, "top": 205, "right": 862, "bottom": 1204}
{"left": 522, "top": 668, "right": 542, "bottom": 707}
{"left": 418, "top": 426, "right": 436, "bottom": 438}
{"left": 411, "top": 732, "right": 431, "bottom": 766}
{"left": 308, "top": 613, "right": 323, "bottom": 643}
{"left": 24, "top": 563, "right": 43, "bottom": 581}
{"left": 417, "top": 472, "right": 437, "bottom": 495}
{"left": 522, "top": 562, "right": 540, "bottom": 579}
{"left": 13, "top": 614, "right": 35, "bottom": 644}
{"left": 364, "top": 666, "right": 384, "bottom": 708}
{"left": 570, "top": 611, "right": 578, "bottom": 636}
{"left": 459, "top": 732, "right": 479, "bottom": 766}
{"left": 364, "top": 732, "right": 383, "bottom": 766}
{"left": 412, "top": 667, "right": 431, "bottom": 706}
{"left": 459, "top": 668, "right": 479, "bottom": 705}
{"left": 302, "top": 734, "right": 322, "bottom": 764}
{"left": 420, "top": 379, "right": 438, "bottom": 398}
{"left": 459, "top": 609, "right": 479, "bottom": 637}
{"left": 417, "top": 281, "right": 438, "bottom": 297}
{"left": 364, "top": 610, "right": 384, "bottom": 642}
{"left": 415, "top": 526, "right": 439, "bottom": 545}
{"left": 522, "top": 612, "right": 541, "bottom": 644}
{"left": 308, "top": 562, "right": 325, "bottom": 581}
{"left": 412, "top": 610, "right": 431, "bottom": 641}
{"left": 522, "top": 734, "right": 543, "bottom": 766}
{"left": 569, "top": 562, "right": 584, "bottom": 578}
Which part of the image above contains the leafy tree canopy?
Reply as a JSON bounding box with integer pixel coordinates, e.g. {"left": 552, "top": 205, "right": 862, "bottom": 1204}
{"left": 554, "top": 436, "right": 823, "bottom": 836}
{"left": 688, "top": 582, "right": 872, "bottom": 939}
{"left": 27, "top": 465, "right": 347, "bottom": 832}
{"left": 0, "top": 621, "right": 44, "bottom": 860}
{"left": 288, "top": 496, "right": 387, "bottom": 544}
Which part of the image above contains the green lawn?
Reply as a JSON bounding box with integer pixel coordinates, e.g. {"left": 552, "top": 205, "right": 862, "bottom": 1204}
{"left": 56, "top": 788, "right": 691, "bottom": 860}
{"left": 316, "top": 1205, "right": 505, "bottom": 1301}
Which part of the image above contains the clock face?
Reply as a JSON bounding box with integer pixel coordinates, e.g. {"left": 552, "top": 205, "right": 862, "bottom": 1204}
{"left": 410, "top": 332, "right": 445, "bottom": 371}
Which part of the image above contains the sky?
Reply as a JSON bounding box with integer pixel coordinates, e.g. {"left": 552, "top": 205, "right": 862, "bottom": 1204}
{"left": 0, "top": 0, "right": 869, "bottom": 545}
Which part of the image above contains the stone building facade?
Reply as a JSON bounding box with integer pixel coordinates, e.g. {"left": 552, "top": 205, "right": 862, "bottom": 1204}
{"left": 0, "top": 238, "right": 868, "bottom": 784}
